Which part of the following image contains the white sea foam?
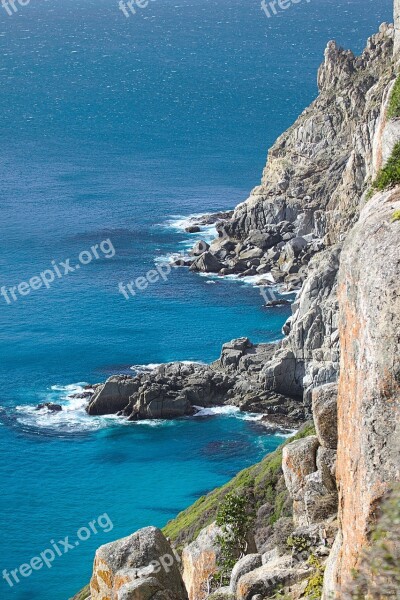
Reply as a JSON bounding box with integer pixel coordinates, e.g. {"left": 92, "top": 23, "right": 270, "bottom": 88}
{"left": 15, "top": 383, "right": 104, "bottom": 433}
{"left": 193, "top": 405, "right": 241, "bottom": 417}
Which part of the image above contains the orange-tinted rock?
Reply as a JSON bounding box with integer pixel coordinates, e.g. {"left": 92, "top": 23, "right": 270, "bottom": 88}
{"left": 329, "top": 188, "right": 400, "bottom": 596}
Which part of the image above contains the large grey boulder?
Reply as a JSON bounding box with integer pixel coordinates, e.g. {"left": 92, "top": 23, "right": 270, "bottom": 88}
{"left": 229, "top": 554, "right": 262, "bottom": 595}
{"left": 87, "top": 375, "right": 139, "bottom": 416}
{"left": 235, "top": 554, "right": 310, "bottom": 600}
{"left": 189, "top": 252, "right": 223, "bottom": 273}
{"left": 312, "top": 383, "right": 338, "bottom": 449}
{"left": 90, "top": 527, "right": 187, "bottom": 600}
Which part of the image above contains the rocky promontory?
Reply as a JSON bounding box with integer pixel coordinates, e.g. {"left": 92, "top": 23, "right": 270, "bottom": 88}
{"left": 86, "top": 338, "right": 305, "bottom": 430}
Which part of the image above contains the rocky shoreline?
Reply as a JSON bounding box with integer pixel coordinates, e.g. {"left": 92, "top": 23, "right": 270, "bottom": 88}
{"left": 72, "top": 11, "right": 400, "bottom": 600}
{"left": 82, "top": 336, "right": 305, "bottom": 432}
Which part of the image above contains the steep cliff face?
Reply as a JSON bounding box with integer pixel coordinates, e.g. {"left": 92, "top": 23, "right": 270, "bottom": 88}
{"left": 254, "top": 25, "right": 395, "bottom": 413}
{"left": 324, "top": 187, "right": 400, "bottom": 596}
{"left": 223, "top": 26, "right": 394, "bottom": 245}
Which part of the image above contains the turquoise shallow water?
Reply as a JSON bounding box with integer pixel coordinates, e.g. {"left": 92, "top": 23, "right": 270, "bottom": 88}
{"left": 0, "top": 0, "right": 392, "bottom": 598}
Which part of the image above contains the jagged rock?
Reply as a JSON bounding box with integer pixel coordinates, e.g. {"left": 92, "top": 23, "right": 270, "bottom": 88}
{"left": 190, "top": 252, "right": 223, "bottom": 273}
{"left": 312, "top": 383, "right": 338, "bottom": 449}
{"left": 87, "top": 375, "right": 139, "bottom": 416}
{"left": 181, "top": 523, "right": 223, "bottom": 600}
{"left": 229, "top": 554, "right": 262, "bottom": 595}
{"left": 186, "top": 226, "right": 201, "bottom": 233}
{"left": 191, "top": 241, "right": 210, "bottom": 256}
{"left": 90, "top": 527, "right": 187, "bottom": 600}
{"left": 235, "top": 554, "right": 311, "bottom": 600}
{"left": 182, "top": 523, "right": 256, "bottom": 600}
{"left": 36, "top": 402, "right": 62, "bottom": 412}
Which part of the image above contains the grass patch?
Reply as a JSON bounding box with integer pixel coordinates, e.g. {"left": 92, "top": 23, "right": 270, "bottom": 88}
{"left": 370, "top": 142, "right": 400, "bottom": 192}
{"left": 387, "top": 75, "right": 400, "bottom": 119}
{"left": 391, "top": 209, "right": 400, "bottom": 222}
{"left": 70, "top": 584, "right": 90, "bottom": 600}
{"left": 163, "top": 422, "right": 315, "bottom": 547}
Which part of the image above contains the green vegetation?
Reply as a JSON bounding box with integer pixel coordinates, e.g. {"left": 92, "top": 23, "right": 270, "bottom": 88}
{"left": 391, "top": 209, "right": 400, "bottom": 222}
{"left": 271, "top": 585, "right": 293, "bottom": 599}
{"left": 346, "top": 486, "right": 400, "bottom": 599}
{"left": 370, "top": 142, "right": 400, "bottom": 192}
{"left": 304, "top": 554, "right": 325, "bottom": 599}
{"left": 286, "top": 533, "right": 311, "bottom": 555}
{"left": 213, "top": 493, "right": 254, "bottom": 586}
{"left": 387, "top": 75, "right": 400, "bottom": 119}
{"left": 71, "top": 585, "right": 91, "bottom": 600}
{"left": 163, "top": 422, "right": 315, "bottom": 547}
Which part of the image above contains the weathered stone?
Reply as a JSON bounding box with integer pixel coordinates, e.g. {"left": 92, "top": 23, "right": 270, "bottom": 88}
{"left": 87, "top": 375, "right": 139, "bottom": 416}
{"left": 90, "top": 527, "right": 187, "bottom": 600}
{"left": 190, "top": 241, "right": 210, "bottom": 256}
{"left": 329, "top": 187, "right": 400, "bottom": 594}
{"left": 229, "top": 554, "right": 262, "bottom": 595}
{"left": 190, "top": 252, "right": 223, "bottom": 273}
{"left": 282, "top": 436, "right": 320, "bottom": 526}
{"left": 235, "top": 555, "right": 310, "bottom": 600}
{"left": 312, "top": 383, "right": 338, "bottom": 449}
{"left": 182, "top": 523, "right": 222, "bottom": 600}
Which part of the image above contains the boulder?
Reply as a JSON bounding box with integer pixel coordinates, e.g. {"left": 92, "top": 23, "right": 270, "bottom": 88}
{"left": 244, "top": 231, "right": 281, "bottom": 250}
{"left": 229, "top": 554, "right": 262, "bottom": 595}
{"left": 86, "top": 375, "right": 139, "bottom": 416}
{"left": 312, "top": 383, "right": 338, "bottom": 449}
{"left": 182, "top": 523, "right": 223, "bottom": 600}
{"left": 185, "top": 226, "right": 201, "bottom": 233}
{"left": 238, "top": 247, "right": 264, "bottom": 261}
{"left": 235, "top": 554, "right": 310, "bottom": 600}
{"left": 90, "top": 526, "right": 187, "bottom": 600}
{"left": 190, "top": 252, "right": 223, "bottom": 273}
{"left": 36, "top": 403, "right": 62, "bottom": 412}
{"left": 190, "top": 241, "right": 210, "bottom": 256}
{"left": 182, "top": 522, "right": 256, "bottom": 600}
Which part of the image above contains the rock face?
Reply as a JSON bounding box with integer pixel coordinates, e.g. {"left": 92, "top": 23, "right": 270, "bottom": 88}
{"left": 312, "top": 383, "right": 338, "bottom": 449}
{"left": 182, "top": 523, "right": 223, "bottom": 600}
{"left": 90, "top": 527, "right": 187, "bottom": 600}
{"left": 326, "top": 187, "right": 400, "bottom": 595}
{"left": 182, "top": 523, "right": 257, "bottom": 600}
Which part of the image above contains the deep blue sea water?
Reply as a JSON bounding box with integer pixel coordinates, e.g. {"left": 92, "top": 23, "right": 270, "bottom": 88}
{"left": 0, "top": 0, "right": 392, "bottom": 598}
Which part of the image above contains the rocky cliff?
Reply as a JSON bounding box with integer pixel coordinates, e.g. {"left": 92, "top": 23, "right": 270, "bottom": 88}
{"left": 73, "top": 6, "right": 400, "bottom": 600}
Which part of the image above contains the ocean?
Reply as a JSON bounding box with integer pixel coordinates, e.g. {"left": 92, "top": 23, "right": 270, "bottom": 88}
{"left": 0, "top": 0, "right": 392, "bottom": 598}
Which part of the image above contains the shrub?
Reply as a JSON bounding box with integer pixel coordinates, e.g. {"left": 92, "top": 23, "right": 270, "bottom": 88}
{"left": 286, "top": 533, "right": 311, "bottom": 555}
{"left": 391, "top": 209, "right": 400, "bottom": 222}
{"left": 371, "top": 142, "right": 400, "bottom": 192}
{"left": 387, "top": 75, "right": 400, "bottom": 119}
{"left": 214, "top": 492, "right": 255, "bottom": 586}
{"left": 305, "top": 554, "right": 325, "bottom": 599}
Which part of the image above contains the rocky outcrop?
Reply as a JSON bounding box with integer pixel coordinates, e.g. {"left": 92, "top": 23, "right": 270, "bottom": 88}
{"left": 86, "top": 340, "right": 305, "bottom": 429}
{"left": 90, "top": 527, "right": 187, "bottom": 600}
{"left": 325, "top": 187, "right": 400, "bottom": 596}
